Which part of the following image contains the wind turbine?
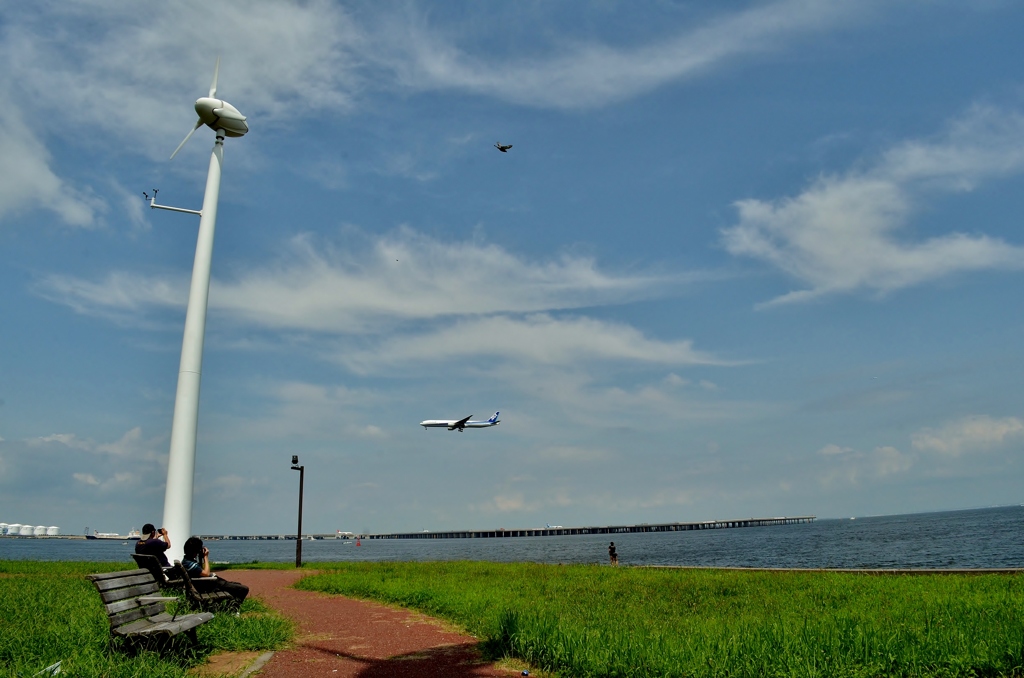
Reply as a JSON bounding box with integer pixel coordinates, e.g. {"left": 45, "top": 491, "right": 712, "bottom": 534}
{"left": 169, "top": 58, "right": 249, "bottom": 159}
{"left": 156, "top": 58, "right": 247, "bottom": 562}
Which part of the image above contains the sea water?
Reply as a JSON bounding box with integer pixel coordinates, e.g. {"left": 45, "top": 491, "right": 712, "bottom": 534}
{"left": 1, "top": 505, "right": 1021, "bottom": 568}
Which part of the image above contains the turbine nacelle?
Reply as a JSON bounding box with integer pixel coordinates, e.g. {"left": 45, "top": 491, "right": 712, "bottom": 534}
{"left": 169, "top": 57, "right": 248, "bottom": 159}
{"left": 194, "top": 97, "right": 248, "bottom": 138}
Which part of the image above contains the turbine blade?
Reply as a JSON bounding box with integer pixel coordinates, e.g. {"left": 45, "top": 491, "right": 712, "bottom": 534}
{"left": 208, "top": 56, "right": 220, "bottom": 98}
{"left": 169, "top": 119, "right": 203, "bottom": 160}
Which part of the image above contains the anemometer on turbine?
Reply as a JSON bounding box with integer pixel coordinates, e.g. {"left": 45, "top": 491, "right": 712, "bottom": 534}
{"left": 155, "top": 57, "right": 248, "bottom": 562}
{"left": 143, "top": 189, "right": 201, "bottom": 216}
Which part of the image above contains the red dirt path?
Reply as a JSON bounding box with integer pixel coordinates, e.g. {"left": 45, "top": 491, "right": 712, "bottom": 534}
{"left": 228, "top": 570, "right": 522, "bottom": 678}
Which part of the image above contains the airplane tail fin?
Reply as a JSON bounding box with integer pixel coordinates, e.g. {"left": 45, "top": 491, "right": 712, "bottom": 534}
{"left": 489, "top": 411, "right": 500, "bottom": 423}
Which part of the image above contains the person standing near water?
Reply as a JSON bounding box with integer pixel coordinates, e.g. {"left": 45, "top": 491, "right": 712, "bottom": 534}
{"left": 608, "top": 541, "right": 618, "bottom": 565}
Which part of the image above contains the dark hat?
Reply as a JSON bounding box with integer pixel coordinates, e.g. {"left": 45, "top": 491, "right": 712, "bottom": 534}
{"left": 142, "top": 523, "right": 156, "bottom": 535}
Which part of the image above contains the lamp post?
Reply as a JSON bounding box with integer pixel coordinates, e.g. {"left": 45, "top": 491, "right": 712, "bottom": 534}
{"left": 291, "top": 455, "right": 304, "bottom": 568}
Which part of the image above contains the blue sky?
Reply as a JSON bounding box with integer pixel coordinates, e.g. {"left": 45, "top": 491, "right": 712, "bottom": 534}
{"left": 2, "top": 1, "right": 1023, "bottom": 537}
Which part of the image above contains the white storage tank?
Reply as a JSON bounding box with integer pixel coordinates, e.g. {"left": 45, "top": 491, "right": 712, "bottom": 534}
{"left": 33, "top": 525, "right": 47, "bottom": 536}
{"left": 7, "top": 524, "right": 22, "bottom": 536}
{"left": 19, "top": 525, "right": 34, "bottom": 536}
{"left": 0, "top": 523, "right": 8, "bottom": 535}
{"left": 46, "top": 526, "right": 60, "bottom": 536}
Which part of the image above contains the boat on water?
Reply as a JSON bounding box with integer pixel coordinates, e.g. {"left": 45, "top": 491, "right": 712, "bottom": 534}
{"left": 86, "top": 528, "right": 142, "bottom": 541}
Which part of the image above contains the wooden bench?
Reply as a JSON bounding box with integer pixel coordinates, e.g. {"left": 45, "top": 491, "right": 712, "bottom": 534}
{"left": 132, "top": 553, "right": 183, "bottom": 588}
{"left": 87, "top": 568, "right": 213, "bottom": 647}
{"left": 173, "top": 561, "right": 240, "bottom": 612}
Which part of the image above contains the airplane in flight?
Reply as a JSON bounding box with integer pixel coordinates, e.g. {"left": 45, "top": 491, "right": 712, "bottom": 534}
{"left": 420, "top": 412, "right": 500, "bottom": 432}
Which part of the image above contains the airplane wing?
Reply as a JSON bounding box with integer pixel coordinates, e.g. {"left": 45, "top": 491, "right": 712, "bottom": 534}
{"left": 448, "top": 415, "right": 473, "bottom": 430}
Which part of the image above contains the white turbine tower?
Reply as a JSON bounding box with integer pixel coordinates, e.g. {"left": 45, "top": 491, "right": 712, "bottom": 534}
{"left": 155, "top": 58, "right": 247, "bottom": 562}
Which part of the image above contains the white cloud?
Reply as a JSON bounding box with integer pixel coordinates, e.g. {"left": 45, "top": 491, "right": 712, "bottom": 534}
{"left": 351, "top": 424, "right": 387, "bottom": 439}
{"left": 2, "top": 431, "right": 165, "bottom": 526}
{"left": 39, "top": 228, "right": 676, "bottom": 333}
{"left": 96, "top": 427, "right": 145, "bottom": 457}
{"left": 819, "top": 444, "right": 911, "bottom": 485}
{"left": 210, "top": 362, "right": 754, "bottom": 455}
{"left": 723, "top": 106, "right": 1024, "bottom": 306}
{"left": 72, "top": 471, "right": 137, "bottom": 491}
{"left": 0, "top": 0, "right": 873, "bottom": 224}
{"left": 0, "top": 0, "right": 886, "bottom": 241}
{"left": 582, "top": 488, "right": 699, "bottom": 513}
{"left": 2, "top": 1, "right": 364, "bottom": 155}
{"left": 36, "top": 271, "right": 186, "bottom": 320}
{"left": 376, "top": 151, "right": 438, "bottom": 182}
{"left": 27, "top": 428, "right": 162, "bottom": 462}
{"left": 110, "top": 181, "right": 151, "bottom": 233}
{"left": 382, "top": 0, "right": 866, "bottom": 109}
{"left": 0, "top": 0, "right": 870, "bottom": 148}
{"left": 911, "top": 415, "right": 1024, "bottom": 457}
{"left": 467, "top": 493, "right": 529, "bottom": 515}
{"left": 212, "top": 230, "right": 675, "bottom": 331}
{"left": 536, "top": 445, "right": 612, "bottom": 462}
{"left": 200, "top": 474, "right": 269, "bottom": 499}
{"left": 492, "top": 494, "right": 529, "bottom": 513}
{"left": 0, "top": 1, "right": 366, "bottom": 226}
{"left": 213, "top": 380, "right": 384, "bottom": 442}
{"left": 873, "top": 445, "right": 911, "bottom": 477}
{"left": 341, "top": 313, "right": 723, "bottom": 372}
{"left": 512, "top": 365, "right": 767, "bottom": 433}
{"left": 0, "top": 101, "right": 103, "bottom": 227}
{"left": 466, "top": 484, "right": 704, "bottom": 518}
{"left": 30, "top": 433, "right": 92, "bottom": 451}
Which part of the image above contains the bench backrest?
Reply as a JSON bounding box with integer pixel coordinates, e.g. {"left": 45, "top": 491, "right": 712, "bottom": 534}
{"left": 172, "top": 561, "right": 235, "bottom": 610}
{"left": 131, "top": 553, "right": 181, "bottom": 585}
{"left": 173, "top": 561, "right": 206, "bottom": 600}
{"left": 131, "top": 553, "right": 166, "bottom": 581}
{"left": 87, "top": 569, "right": 166, "bottom": 629}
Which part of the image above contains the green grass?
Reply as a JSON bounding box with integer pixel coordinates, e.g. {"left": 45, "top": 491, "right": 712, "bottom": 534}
{"left": 0, "top": 561, "right": 292, "bottom": 678}
{"left": 298, "top": 562, "right": 1024, "bottom": 678}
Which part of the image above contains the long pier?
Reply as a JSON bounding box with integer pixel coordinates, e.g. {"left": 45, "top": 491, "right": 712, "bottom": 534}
{"left": 365, "top": 516, "right": 815, "bottom": 540}
{"left": 181, "top": 516, "right": 814, "bottom": 541}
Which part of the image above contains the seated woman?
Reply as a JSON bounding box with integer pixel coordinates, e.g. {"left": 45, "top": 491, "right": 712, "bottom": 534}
{"left": 181, "top": 537, "right": 249, "bottom": 604}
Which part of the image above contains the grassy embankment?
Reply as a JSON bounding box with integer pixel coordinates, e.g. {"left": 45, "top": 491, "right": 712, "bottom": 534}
{"left": 300, "top": 562, "right": 1024, "bottom": 678}
{"left": 0, "top": 561, "right": 292, "bottom": 678}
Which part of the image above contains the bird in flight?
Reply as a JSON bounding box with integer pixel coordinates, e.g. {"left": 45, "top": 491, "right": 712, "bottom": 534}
{"left": 494, "top": 142, "right": 513, "bottom": 152}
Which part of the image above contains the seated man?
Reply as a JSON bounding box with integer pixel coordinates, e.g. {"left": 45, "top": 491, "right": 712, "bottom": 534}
{"left": 182, "top": 537, "right": 249, "bottom": 604}
{"left": 135, "top": 523, "right": 171, "bottom": 567}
